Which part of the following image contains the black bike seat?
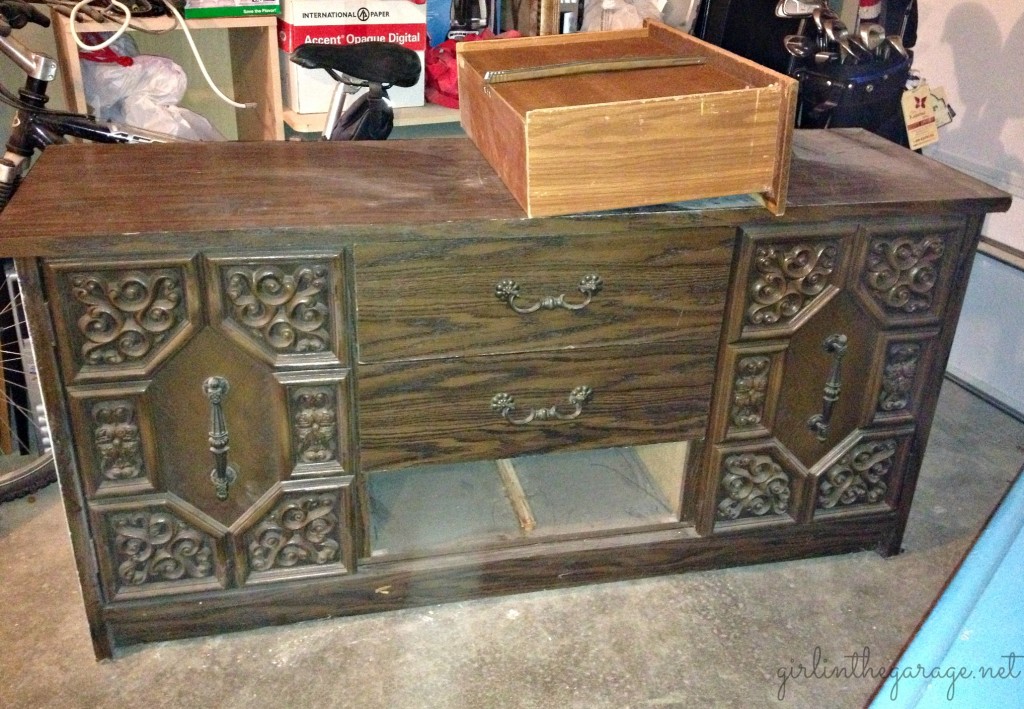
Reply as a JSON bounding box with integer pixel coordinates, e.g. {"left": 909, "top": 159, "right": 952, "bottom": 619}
{"left": 290, "top": 42, "right": 421, "bottom": 87}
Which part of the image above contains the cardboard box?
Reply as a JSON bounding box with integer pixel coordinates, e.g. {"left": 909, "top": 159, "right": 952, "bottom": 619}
{"left": 456, "top": 21, "right": 798, "bottom": 218}
{"left": 184, "top": 0, "right": 280, "bottom": 19}
{"left": 278, "top": 0, "right": 426, "bottom": 114}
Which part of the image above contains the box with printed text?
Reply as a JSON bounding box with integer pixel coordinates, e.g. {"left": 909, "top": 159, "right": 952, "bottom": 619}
{"left": 184, "top": 0, "right": 280, "bottom": 19}
{"left": 278, "top": 0, "right": 426, "bottom": 114}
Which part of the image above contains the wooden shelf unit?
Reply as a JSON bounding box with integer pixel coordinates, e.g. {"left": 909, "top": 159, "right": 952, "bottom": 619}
{"left": 283, "top": 103, "right": 461, "bottom": 135}
{"left": 50, "top": 13, "right": 284, "bottom": 141}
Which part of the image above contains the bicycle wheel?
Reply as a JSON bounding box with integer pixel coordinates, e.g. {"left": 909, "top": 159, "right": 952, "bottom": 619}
{"left": 0, "top": 258, "right": 55, "bottom": 503}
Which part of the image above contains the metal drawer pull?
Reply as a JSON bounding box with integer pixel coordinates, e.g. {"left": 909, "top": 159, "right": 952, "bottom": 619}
{"left": 491, "top": 386, "right": 594, "bottom": 426}
{"left": 807, "top": 333, "right": 848, "bottom": 441}
{"left": 203, "top": 376, "right": 238, "bottom": 501}
{"left": 495, "top": 274, "right": 603, "bottom": 314}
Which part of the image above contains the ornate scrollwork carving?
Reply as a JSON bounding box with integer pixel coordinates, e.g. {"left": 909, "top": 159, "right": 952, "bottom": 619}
{"left": 108, "top": 510, "right": 215, "bottom": 587}
{"left": 291, "top": 387, "right": 338, "bottom": 464}
{"left": 717, "top": 452, "right": 792, "bottom": 520}
{"left": 731, "top": 356, "right": 771, "bottom": 428}
{"left": 222, "top": 263, "right": 331, "bottom": 354}
{"left": 817, "top": 439, "right": 897, "bottom": 510}
{"left": 863, "top": 235, "right": 946, "bottom": 314}
{"left": 746, "top": 241, "right": 839, "bottom": 328}
{"left": 878, "top": 343, "right": 922, "bottom": 413}
{"left": 247, "top": 493, "right": 341, "bottom": 572}
{"left": 91, "top": 400, "right": 144, "bottom": 481}
{"left": 70, "top": 270, "right": 185, "bottom": 366}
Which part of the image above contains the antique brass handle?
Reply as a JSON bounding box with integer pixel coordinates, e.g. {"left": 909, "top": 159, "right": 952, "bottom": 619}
{"left": 203, "top": 376, "right": 238, "bottom": 500}
{"left": 807, "top": 333, "right": 848, "bottom": 441}
{"left": 491, "top": 386, "right": 594, "bottom": 426}
{"left": 495, "top": 274, "right": 603, "bottom": 314}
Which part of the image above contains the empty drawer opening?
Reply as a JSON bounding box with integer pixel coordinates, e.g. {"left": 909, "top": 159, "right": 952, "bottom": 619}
{"left": 367, "top": 441, "right": 693, "bottom": 560}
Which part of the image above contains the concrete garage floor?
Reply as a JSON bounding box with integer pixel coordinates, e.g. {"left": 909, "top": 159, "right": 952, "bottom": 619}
{"left": 2, "top": 380, "right": 1023, "bottom": 709}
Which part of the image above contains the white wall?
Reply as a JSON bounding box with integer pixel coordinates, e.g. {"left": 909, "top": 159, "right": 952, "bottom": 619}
{"left": 914, "top": 1, "right": 1024, "bottom": 418}
{"left": 947, "top": 253, "right": 1024, "bottom": 417}
{"left": 916, "top": 1, "right": 1024, "bottom": 252}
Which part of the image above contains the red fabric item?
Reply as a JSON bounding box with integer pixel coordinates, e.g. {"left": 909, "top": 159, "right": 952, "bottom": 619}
{"left": 79, "top": 47, "right": 134, "bottom": 67}
{"left": 78, "top": 33, "right": 134, "bottom": 67}
{"left": 425, "top": 29, "right": 521, "bottom": 109}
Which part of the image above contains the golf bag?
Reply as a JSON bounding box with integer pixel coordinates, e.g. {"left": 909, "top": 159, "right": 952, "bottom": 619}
{"left": 794, "top": 51, "right": 912, "bottom": 146}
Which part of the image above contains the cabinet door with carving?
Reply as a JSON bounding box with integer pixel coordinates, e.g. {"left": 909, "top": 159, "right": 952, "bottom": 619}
{"left": 696, "top": 216, "right": 968, "bottom": 534}
{"left": 45, "top": 253, "right": 358, "bottom": 602}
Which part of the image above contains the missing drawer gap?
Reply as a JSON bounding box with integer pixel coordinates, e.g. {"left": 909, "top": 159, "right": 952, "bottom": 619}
{"left": 368, "top": 441, "right": 691, "bottom": 560}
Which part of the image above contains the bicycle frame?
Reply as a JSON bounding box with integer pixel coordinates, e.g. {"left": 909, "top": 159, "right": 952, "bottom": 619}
{"left": 1, "top": 31, "right": 177, "bottom": 202}
{"left": 1, "top": 26, "right": 172, "bottom": 500}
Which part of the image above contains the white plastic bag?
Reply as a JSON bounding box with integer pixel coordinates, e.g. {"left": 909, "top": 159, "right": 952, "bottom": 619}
{"left": 580, "top": 0, "right": 663, "bottom": 32}
{"left": 81, "top": 40, "right": 225, "bottom": 141}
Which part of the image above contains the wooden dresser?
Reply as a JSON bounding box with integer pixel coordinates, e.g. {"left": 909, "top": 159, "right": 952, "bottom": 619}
{"left": 0, "top": 130, "right": 1009, "bottom": 658}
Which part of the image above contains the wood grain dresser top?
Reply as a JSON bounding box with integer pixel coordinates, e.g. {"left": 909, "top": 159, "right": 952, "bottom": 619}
{"left": 0, "top": 129, "right": 1009, "bottom": 256}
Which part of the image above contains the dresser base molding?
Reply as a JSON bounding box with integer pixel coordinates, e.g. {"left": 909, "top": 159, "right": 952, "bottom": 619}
{"left": 101, "top": 510, "right": 898, "bottom": 653}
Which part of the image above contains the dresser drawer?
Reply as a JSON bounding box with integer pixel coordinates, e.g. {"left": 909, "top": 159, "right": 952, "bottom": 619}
{"left": 353, "top": 229, "right": 734, "bottom": 362}
{"left": 358, "top": 340, "right": 719, "bottom": 471}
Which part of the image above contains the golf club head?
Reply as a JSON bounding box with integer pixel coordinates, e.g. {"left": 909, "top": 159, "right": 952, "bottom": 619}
{"left": 784, "top": 34, "right": 815, "bottom": 58}
{"left": 846, "top": 35, "right": 875, "bottom": 62}
{"left": 775, "top": 0, "right": 822, "bottom": 19}
{"left": 884, "top": 34, "right": 909, "bottom": 60}
{"left": 858, "top": 21, "right": 886, "bottom": 51}
{"left": 811, "top": 6, "right": 838, "bottom": 33}
{"left": 835, "top": 36, "right": 859, "bottom": 64}
{"left": 822, "top": 17, "right": 850, "bottom": 43}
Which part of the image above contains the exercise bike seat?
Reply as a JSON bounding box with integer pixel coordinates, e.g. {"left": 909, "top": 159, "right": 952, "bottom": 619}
{"left": 290, "top": 42, "right": 421, "bottom": 87}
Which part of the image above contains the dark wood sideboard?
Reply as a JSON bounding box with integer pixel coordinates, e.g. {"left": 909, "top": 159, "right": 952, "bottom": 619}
{"left": 0, "top": 129, "right": 1010, "bottom": 659}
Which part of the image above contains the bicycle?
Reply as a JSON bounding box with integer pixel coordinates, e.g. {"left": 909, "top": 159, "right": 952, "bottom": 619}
{"left": 0, "top": 0, "right": 421, "bottom": 502}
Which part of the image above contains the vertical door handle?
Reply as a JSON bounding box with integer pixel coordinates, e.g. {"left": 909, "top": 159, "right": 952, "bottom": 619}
{"left": 204, "top": 376, "right": 238, "bottom": 500}
{"left": 807, "top": 333, "right": 848, "bottom": 441}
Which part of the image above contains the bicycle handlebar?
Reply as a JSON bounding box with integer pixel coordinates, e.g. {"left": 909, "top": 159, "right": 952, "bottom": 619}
{"left": 0, "top": 1, "right": 51, "bottom": 36}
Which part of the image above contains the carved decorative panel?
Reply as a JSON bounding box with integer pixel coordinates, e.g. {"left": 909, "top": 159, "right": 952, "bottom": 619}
{"left": 290, "top": 386, "right": 339, "bottom": 465}
{"left": 862, "top": 233, "right": 946, "bottom": 315}
{"left": 745, "top": 241, "right": 840, "bottom": 330}
{"left": 716, "top": 451, "right": 793, "bottom": 521}
{"left": 279, "top": 369, "right": 350, "bottom": 477}
{"left": 238, "top": 482, "right": 353, "bottom": 584}
{"left": 99, "top": 506, "right": 225, "bottom": 598}
{"left": 47, "top": 260, "right": 199, "bottom": 381}
{"left": 246, "top": 492, "right": 341, "bottom": 571}
{"left": 730, "top": 355, "right": 771, "bottom": 429}
{"left": 91, "top": 400, "right": 145, "bottom": 482}
{"left": 68, "top": 384, "right": 157, "bottom": 498}
{"left": 878, "top": 342, "right": 922, "bottom": 414}
{"left": 817, "top": 438, "right": 897, "bottom": 511}
{"left": 212, "top": 258, "right": 342, "bottom": 365}
{"left": 72, "top": 270, "right": 185, "bottom": 363}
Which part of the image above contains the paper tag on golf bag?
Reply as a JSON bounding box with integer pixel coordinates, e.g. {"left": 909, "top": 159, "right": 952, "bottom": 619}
{"left": 901, "top": 84, "right": 939, "bottom": 150}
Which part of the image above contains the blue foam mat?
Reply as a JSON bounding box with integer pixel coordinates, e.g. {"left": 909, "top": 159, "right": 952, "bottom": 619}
{"left": 871, "top": 467, "right": 1024, "bottom": 707}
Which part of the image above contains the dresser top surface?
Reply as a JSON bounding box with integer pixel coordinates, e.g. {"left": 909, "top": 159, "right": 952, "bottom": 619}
{"left": 0, "top": 128, "right": 1010, "bottom": 256}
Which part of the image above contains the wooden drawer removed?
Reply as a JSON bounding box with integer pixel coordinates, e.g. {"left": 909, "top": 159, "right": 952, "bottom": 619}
{"left": 358, "top": 340, "right": 717, "bottom": 472}
{"left": 354, "top": 229, "right": 733, "bottom": 363}
{"left": 457, "top": 21, "right": 797, "bottom": 217}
